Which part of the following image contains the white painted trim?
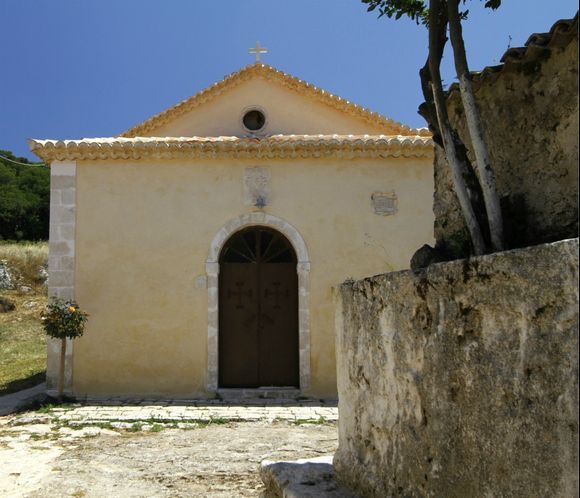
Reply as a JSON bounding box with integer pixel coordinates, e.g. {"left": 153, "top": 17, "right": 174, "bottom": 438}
{"left": 206, "top": 213, "right": 311, "bottom": 393}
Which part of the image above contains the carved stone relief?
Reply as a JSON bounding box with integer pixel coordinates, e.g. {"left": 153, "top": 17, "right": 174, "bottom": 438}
{"left": 371, "top": 191, "right": 398, "bottom": 216}
{"left": 243, "top": 166, "right": 271, "bottom": 207}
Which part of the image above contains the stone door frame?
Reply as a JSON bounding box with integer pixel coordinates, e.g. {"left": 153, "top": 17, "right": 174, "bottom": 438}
{"left": 206, "top": 213, "right": 310, "bottom": 393}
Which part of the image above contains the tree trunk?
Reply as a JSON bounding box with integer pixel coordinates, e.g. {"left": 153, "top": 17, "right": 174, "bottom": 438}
{"left": 58, "top": 337, "right": 66, "bottom": 401}
{"left": 428, "top": 0, "right": 487, "bottom": 255}
{"left": 418, "top": 3, "right": 447, "bottom": 145}
{"left": 447, "top": 0, "right": 505, "bottom": 251}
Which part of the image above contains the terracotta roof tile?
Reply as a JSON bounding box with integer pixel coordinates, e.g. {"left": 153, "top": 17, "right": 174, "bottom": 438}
{"left": 448, "top": 12, "right": 578, "bottom": 94}
{"left": 28, "top": 134, "right": 434, "bottom": 162}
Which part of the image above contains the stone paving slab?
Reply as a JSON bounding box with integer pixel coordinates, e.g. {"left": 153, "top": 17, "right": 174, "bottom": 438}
{"left": 74, "top": 396, "right": 337, "bottom": 407}
{"left": 30, "top": 399, "right": 338, "bottom": 425}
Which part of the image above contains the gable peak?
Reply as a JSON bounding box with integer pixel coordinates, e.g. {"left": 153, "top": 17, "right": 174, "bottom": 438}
{"left": 120, "top": 62, "right": 429, "bottom": 138}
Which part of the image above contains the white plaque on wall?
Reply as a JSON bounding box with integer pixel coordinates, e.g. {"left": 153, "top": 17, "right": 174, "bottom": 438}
{"left": 371, "top": 191, "right": 398, "bottom": 216}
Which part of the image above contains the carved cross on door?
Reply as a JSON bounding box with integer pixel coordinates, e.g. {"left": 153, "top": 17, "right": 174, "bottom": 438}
{"left": 264, "top": 281, "right": 288, "bottom": 309}
{"left": 228, "top": 281, "right": 253, "bottom": 309}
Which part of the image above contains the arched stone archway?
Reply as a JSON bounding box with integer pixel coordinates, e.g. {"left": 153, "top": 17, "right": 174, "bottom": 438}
{"left": 206, "top": 213, "right": 310, "bottom": 393}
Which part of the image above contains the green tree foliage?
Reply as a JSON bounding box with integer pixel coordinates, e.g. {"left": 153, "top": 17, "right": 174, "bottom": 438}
{"left": 362, "top": 0, "right": 428, "bottom": 22}
{"left": 362, "top": 0, "right": 501, "bottom": 23}
{"left": 42, "top": 299, "right": 88, "bottom": 340}
{"left": 0, "top": 150, "right": 49, "bottom": 241}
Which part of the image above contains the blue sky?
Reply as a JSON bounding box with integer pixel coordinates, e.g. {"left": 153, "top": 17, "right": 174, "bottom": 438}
{"left": 1, "top": 1, "right": 577, "bottom": 160}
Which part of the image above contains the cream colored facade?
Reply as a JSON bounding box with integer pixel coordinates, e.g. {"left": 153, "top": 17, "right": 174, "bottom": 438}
{"left": 31, "top": 63, "right": 434, "bottom": 398}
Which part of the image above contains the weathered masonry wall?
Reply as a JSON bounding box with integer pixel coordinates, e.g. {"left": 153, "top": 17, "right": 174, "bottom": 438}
{"left": 335, "top": 238, "right": 579, "bottom": 497}
{"left": 434, "top": 17, "right": 578, "bottom": 257}
{"left": 47, "top": 160, "right": 77, "bottom": 393}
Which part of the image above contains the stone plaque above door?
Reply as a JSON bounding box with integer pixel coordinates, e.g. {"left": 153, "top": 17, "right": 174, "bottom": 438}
{"left": 244, "top": 166, "right": 271, "bottom": 207}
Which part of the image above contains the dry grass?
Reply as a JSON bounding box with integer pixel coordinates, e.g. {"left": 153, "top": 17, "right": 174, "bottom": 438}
{"left": 0, "top": 242, "right": 48, "bottom": 394}
{"left": 0, "top": 241, "right": 48, "bottom": 290}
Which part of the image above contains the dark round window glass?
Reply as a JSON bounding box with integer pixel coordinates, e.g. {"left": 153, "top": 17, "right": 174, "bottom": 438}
{"left": 243, "top": 110, "right": 266, "bottom": 131}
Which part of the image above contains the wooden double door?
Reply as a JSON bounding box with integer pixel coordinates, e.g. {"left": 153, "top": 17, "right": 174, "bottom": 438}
{"left": 218, "top": 227, "right": 299, "bottom": 388}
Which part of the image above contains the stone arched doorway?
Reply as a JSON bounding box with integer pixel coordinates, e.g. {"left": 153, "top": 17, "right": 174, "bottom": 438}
{"left": 218, "top": 227, "right": 298, "bottom": 388}
{"left": 206, "top": 213, "right": 310, "bottom": 393}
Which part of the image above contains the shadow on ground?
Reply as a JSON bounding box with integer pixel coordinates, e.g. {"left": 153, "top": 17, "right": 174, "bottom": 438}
{"left": 0, "top": 371, "right": 45, "bottom": 397}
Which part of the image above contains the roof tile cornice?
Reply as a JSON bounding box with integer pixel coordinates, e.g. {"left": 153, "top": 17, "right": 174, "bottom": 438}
{"left": 447, "top": 13, "right": 578, "bottom": 95}
{"left": 28, "top": 135, "right": 434, "bottom": 162}
{"left": 120, "top": 63, "right": 431, "bottom": 138}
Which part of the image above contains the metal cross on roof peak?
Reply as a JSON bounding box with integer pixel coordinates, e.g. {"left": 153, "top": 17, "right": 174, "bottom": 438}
{"left": 249, "top": 41, "right": 268, "bottom": 63}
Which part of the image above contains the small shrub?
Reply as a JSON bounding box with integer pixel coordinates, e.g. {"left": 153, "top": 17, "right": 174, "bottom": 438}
{"left": 41, "top": 298, "right": 88, "bottom": 399}
{"left": 0, "top": 296, "right": 16, "bottom": 313}
{"left": 42, "top": 299, "right": 88, "bottom": 340}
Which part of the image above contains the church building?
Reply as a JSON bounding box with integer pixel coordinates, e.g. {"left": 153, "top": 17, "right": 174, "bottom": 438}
{"left": 30, "top": 52, "right": 434, "bottom": 399}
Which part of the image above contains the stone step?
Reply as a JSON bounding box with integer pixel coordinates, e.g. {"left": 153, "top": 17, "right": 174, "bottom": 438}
{"left": 217, "top": 387, "right": 301, "bottom": 400}
{"left": 260, "top": 456, "right": 355, "bottom": 498}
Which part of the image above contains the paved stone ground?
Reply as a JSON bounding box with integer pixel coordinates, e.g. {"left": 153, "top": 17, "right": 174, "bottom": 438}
{"left": 0, "top": 400, "right": 340, "bottom": 497}
{"left": 45, "top": 399, "right": 338, "bottom": 427}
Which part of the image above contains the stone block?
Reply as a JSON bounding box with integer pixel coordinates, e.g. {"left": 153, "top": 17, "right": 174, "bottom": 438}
{"left": 47, "top": 256, "right": 59, "bottom": 272}
{"left": 49, "top": 287, "right": 74, "bottom": 300}
{"left": 48, "top": 223, "right": 59, "bottom": 240}
{"left": 48, "top": 270, "right": 74, "bottom": 288}
{"left": 243, "top": 166, "right": 271, "bottom": 207}
{"left": 51, "top": 175, "right": 75, "bottom": 189}
{"left": 51, "top": 161, "right": 76, "bottom": 176}
{"left": 58, "top": 256, "right": 75, "bottom": 272}
{"left": 57, "top": 224, "right": 75, "bottom": 242}
{"left": 50, "top": 204, "right": 75, "bottom": 225}
{"left": 60, "top": 189, "right": 76, "bottom": 206}
{"left": 50, "top": 190, "right": 62, "bottom": 206}
{"left": 49, "top": 241, "right": 74, "bottom": 257}
{"left": 46, "top": 337, "right": 61, "bottom": 390}
{"left": 260, "top": 456, "right": 354, "bottom": 498}
{"left": 335, "top": 239, "right": 579, "bottom": 497}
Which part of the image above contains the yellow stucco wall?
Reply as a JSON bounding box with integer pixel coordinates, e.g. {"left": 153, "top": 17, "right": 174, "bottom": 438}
{"left": 72, "top": 156, "right": 434, "bottom": 398}
{"left": 144, "top": 78, "right": 391, "bottom": 137}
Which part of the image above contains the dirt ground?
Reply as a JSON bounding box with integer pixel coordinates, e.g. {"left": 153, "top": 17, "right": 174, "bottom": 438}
{"left": 0, "top": 416, "right": 338, "bottom": 497}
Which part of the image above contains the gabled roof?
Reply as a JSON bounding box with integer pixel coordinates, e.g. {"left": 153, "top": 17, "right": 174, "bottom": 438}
{"left": 28, "top": 134, "right": 433, "bottom": 162}
{"left": 120, "top": 63, "right": 430, "bottom": 138}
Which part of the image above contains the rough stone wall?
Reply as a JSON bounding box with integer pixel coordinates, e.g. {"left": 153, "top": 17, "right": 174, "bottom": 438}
{"left": 435, "top": 34, "right": 578, "bottom": 257}
{"left": 334, "top": 238, "right": 579, "bottom": 497}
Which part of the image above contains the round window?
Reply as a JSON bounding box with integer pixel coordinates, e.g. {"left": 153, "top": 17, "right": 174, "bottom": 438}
{"left": 242, "top": 109, "right": 266, "bottom": 132}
